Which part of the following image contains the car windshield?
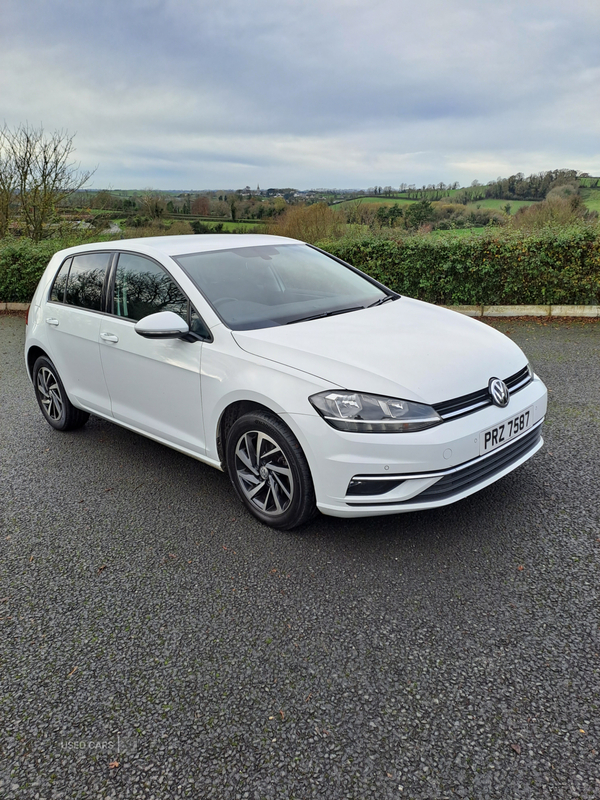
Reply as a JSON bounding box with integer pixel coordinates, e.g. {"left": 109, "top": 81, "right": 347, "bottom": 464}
{"left": 174, "top": 243, "right": 389, "bottom": 330}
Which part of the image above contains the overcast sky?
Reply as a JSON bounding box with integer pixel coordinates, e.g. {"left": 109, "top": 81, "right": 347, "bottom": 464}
{"left": 2, "top": 0, "right": 599, "bottom": 190}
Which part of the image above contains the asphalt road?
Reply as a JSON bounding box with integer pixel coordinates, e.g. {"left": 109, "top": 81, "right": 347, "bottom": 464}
{"left": 1, "top": 313, "right": 599, "bottom": 800}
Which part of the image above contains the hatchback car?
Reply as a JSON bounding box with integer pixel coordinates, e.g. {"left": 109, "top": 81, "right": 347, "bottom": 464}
{"left": 25, "top": 234, "right": 547, "bottom": 529}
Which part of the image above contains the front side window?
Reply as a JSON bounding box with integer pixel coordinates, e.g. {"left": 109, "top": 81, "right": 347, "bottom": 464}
{"left": 64, "top": 253, "right": 111, "bottom": 311}
{"left": 112, "top": 253, "right": 188, "bottom": 322}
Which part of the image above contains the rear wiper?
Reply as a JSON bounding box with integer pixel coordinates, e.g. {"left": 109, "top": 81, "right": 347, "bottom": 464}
{"left": 368, "top": 294, "right": 397, "bottom": 307}
{"left": 286, "top": 306, "right": 365, "bottom": 325}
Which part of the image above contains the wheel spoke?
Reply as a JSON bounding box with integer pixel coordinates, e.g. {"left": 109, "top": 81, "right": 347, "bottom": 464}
{"left": 246, "top": 479, "right": 267, "bottom": 500}
{"left": 49, "top": 389, "right": 63, "bottom": 418}
{"left": 268, "top": 475, "right": 284, "bottom": 512}
{"left": 239, "top": 470, "right": 260, "bottom": 487}
{"left": 236, "top": 445, "right": 258, "bottom": 475}
{"left": 266, "top": 462, "right": 292, "bottom": 478}
{"left": 271, "top": 471, "right": 292, "bottom": 500}
{"left": 259, "top": 441, "right": 281, "bottom": 461}
{"left": 243, "top": 433, "right": 258, "bottom": 469}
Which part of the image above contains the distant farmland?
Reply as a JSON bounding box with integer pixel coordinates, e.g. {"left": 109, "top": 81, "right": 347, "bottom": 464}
{"left": 331, "top": 196, "right": 538, "bottom": 214}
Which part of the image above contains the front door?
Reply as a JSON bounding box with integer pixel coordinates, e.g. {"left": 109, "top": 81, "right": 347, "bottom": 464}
{"left": 98, "top": 252, "right": 206, "bottom": 455}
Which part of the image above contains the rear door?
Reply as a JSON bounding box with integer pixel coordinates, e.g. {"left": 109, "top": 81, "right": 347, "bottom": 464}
{"left": 44, "top": 252, "right": 113, "bottom": 415}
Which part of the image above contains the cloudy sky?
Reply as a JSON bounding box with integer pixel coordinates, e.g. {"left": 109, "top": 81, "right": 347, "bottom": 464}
{"left": 2, "top": 0, "right": 599, "bottom": 190}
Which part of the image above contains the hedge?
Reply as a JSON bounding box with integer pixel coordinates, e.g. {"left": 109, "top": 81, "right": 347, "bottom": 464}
{"left": 0, "top": 235, "right": 111, "bottom": 303}
{"left": 1, "top": 227, "right": 600, "bottom": 305}
{"left": 318, "top": 226, "right": 600, "bottom": 305}
{"left": 0, "top": 240, "right": 60, "bottom": 303}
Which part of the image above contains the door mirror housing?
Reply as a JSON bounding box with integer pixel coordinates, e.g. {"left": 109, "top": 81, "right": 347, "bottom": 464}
{"left": 134, "top": 311, "right": 190, "bottom": 339}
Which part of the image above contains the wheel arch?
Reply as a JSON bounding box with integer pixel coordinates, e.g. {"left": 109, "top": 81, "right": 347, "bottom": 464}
{"left": 217, "top": 400, "right": 281, "bottom": 469}
{"left": 26, "top": 345, "right": 49, "bottom": 380}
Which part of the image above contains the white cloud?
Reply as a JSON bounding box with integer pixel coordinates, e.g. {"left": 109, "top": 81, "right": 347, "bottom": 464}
{"left": 2, "top": 0, "right": 599, "bottom": 188}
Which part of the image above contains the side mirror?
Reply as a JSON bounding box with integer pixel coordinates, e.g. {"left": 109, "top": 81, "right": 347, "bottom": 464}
{"left": 134, "top": 311, "right": 189, "bottom": 339}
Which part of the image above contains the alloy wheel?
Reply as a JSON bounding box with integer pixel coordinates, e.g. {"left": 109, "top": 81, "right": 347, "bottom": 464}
{"left": 36, "top": 366, "right": 64, "bottom": 422}
{"left": 234, "top": 430, "right": 294, "bottom": 516}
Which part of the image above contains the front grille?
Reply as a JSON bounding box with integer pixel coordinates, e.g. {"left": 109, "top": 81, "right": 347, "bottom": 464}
{"left": 399, "top": 422, "right": 543, "bottom": 504}
{"left": 433, "top": 365, "right": 532, "bottom": 421}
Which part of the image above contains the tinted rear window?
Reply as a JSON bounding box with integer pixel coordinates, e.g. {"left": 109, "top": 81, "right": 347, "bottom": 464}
{"left": 63, "top": 253, "right": 111, "bottom": 311}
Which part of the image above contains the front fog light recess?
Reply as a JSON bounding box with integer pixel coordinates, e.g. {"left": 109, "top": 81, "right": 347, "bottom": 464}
{"left": 309, "top": 390, "right": 442, "bottom": 433}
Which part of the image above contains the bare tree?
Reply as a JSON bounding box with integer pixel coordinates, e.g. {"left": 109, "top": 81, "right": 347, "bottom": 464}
{"left": 139, "top": 189, "right": 166, "bottom": 220}
{"left": 1, "top": 124, "right": 95, "bottom": 241}
{"left": 0, "top": 128, "right": 18, "bottom": 237}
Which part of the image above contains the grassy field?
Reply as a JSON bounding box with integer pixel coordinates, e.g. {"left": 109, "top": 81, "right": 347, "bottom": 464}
{"left": 580, "top": 188, "right": 600, "bottom": 213}
{"left": 333, "top": 197, "right": 541, "bottom": 214}
{"left": 331, "top": 196, "right": 417, "bottom": 210}
{"left": 464, "top": 198, "right": 536, "bottom": 214}
{"left": 219, "top": 221, "right": 262, "bottom": 231}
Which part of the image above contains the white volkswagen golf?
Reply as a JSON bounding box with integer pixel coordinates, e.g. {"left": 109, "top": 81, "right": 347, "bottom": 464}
{"left": 25, "top": 234, "right": 547, "bottom": 529}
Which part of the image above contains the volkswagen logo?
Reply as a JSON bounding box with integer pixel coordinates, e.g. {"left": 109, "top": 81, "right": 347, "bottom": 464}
{"left": 488, "top": 378, "right": 510, "bottom": 408}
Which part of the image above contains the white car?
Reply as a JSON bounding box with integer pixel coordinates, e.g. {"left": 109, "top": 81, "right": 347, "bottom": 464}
{"left": 25, "top": 234, "right": 547, "bottom": 529}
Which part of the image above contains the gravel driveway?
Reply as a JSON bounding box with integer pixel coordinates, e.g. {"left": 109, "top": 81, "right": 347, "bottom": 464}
{"left": 1, "top": 313, "right": 599, "bottom": 799}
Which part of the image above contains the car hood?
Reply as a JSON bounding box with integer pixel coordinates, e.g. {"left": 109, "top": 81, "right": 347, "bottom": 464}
{"left": 231, "top": 297, "right": 527, "bottom": 404}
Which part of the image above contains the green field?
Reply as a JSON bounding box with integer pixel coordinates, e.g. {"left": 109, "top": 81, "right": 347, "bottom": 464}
{"left": 580, "top": 188, "right": 600, "bottom": 213}
{"left": 219, "top": 221, "right": 262, "bottom": 231}
{"left": 331, "top": 196, "right": 417, "bottom": 210}
{"left": 579, "top": 177, "right": 600, "bottom": 188}
{"left": 464, "top": 198, "right": 537, "bottom": 214}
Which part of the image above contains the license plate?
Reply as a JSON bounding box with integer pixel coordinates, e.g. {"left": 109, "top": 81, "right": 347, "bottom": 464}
{"left": 480, "top": 406, "right": 534, "bottom": 455}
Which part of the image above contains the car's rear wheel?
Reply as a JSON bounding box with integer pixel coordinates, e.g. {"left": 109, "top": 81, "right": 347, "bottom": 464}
{"left": 226, "top": 411, "right": 316, "bottom": 530}
{"left": 32, "top": 356, "right": 90, "bottom": 431}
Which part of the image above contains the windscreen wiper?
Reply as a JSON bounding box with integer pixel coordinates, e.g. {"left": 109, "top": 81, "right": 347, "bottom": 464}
{"left": 368, "top": 294, "right": 397, "bottom": 307}
{"left": 285, "top": 306, "right": 365, "bottom": 325}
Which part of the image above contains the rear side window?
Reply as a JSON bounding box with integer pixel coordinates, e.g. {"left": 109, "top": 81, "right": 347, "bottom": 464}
{"left": 65, "top": 253, "right": 111, "bottom": 311}
{"left": 112, "top": 253, "right": 188, "bottom": 321}
{"left": 50, "top": 258, "right": 72, "bottom": 302}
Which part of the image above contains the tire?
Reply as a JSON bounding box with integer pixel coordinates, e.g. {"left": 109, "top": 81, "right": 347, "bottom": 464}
{"left": 225, "top": 411, "right": 316, "bottom": 530}
{"left": 32, "top": 356, "right": 90, "bottom": 432}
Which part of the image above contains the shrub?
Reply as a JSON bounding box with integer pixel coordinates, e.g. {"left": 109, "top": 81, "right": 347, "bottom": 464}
{"left": 168, "top": 220, "right": 193, "bottom": 235}
{"left": 266, "top": 203, "right": 344, "bottom": 243}
{"left": 318, "top": 227, "right": 600, "bottom": 305}
{"left": 0, "top": 239, "right": 66, "bottom": 302}
{"left": 0, "top": 233, "right": 118, "bottom": 302}
{"left": 510, "top": 196, "right": 596, "bottom": 232}
{"left": 3, "top": 227, "right": 600, "bottom": 305}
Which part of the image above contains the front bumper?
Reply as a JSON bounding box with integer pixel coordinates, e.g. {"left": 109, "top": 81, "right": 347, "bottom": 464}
{"left": 286, "top": 375, "right": 547, "bottom": 518}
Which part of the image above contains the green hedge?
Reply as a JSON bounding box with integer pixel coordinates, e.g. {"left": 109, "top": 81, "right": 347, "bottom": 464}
{"left": 0, "top": 235, "right": 112, "bottom": 303}
{"left": 2, "top": 227, "right": 600, "bottom": 304}
{"left": 318, "top": 227, "right": 600, "bottom": 305}
{"left": 0, "top": 239, "right": 59, "bottom": 303}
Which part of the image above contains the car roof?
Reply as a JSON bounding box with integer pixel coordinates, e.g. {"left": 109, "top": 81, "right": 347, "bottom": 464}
{"left": 54, "top": 234, "right": 302, "bottom": 260}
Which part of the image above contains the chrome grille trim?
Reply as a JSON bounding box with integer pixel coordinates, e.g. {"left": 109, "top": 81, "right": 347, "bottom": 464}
{"left": 433, "top": 366, "right": 532, "bottom": 421}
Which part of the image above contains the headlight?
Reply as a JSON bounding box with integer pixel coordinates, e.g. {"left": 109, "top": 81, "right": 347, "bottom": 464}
{"left": 309, "top": 390, "right": 443, "bottom": 433}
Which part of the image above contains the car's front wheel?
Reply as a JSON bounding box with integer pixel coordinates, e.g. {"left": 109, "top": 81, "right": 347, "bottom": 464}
{"left": 226, "top": 411, "right": 316, "bottom": 530}
{"left": 32, "top": 356, "right": 90, "bottom": 431}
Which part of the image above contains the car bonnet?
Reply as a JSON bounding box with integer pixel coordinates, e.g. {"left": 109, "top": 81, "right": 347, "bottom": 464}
{"left": 231, "top": 297, "right": 528, "bottom": 404}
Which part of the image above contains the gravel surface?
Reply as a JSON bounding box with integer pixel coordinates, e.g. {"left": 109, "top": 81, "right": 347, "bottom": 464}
{"left": 1, "top": 313, "right": 599, "bottom": 799}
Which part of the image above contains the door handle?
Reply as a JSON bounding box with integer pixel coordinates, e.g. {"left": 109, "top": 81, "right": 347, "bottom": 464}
{"left": 46, "top": 318, "right": 59, "bottom": 326}
{"left": 100, "top": 332, "right": 119, "bottom": 343}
